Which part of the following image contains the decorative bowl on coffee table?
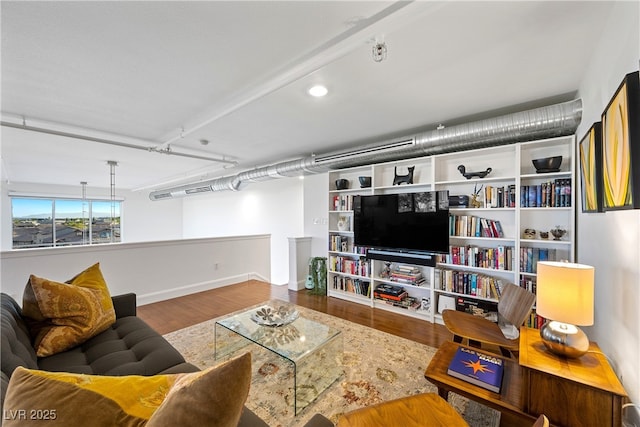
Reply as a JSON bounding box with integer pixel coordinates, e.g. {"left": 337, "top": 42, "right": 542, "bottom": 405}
{"left": 251, "top": 304, "right": 299, "bottom": 327}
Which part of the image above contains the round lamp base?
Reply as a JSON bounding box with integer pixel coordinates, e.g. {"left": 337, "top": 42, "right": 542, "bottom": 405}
{"left": 540, "top": 321, "right": 589, "bottom": 358}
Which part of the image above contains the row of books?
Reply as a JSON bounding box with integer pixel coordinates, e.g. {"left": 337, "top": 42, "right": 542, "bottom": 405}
{"left": 520, "top": 276, "right": 536, "bottom": 294}
{"left": 434, "top": 268, "right": 507, "bottom": 299}
{"left": 373, "top": 284, "right": 423, "bottom": 310}
{"left": 437, "top": 245, "right": 514, "bottom": 271}
{"left": 449, "top": 214, "right": 505, "bottom": 238}
{"left": 454, "top": 296, "right": 498, "bottom": 320}
{"left": 521, "top": 179, "right": 572, "bottom": 208}
{"left": 373, "top": 283, "right": 407, "bottom": 301}
{"left": 387, "top": 264, "right": 426, "bottom": 286}
{"left": 329, "top": 234, "right": 350, "bottom": 252}
{"left": 329, "top": 236, "right": 368, "bottom": 254}
{"left": 329, "top": 256, "right": 370, "bottom": 277}
{"left": 520, "top": 247, "right": 557, "bottom": 273}
{"left": 332, "top": 276, "right": 371, "bottom": 296}
{"left": 526, "top": 310, "right": 546, "bottom": 329}
{"left": 483, "top": 184, "right": 517, "bottom": 208}
{"left": 375, "top": 295, "right": 421, "bottom": 310}
{"left": 332, "top": 194, "right": 354, "bottom": 211}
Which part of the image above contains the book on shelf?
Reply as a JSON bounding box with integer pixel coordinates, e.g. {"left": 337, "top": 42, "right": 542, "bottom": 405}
{"left": 455, "top": 296, "right": 498, "bottom": 320}
{"left": 447, "top": 346, "right": 504, "bottom": 393}
{"left": 374, "top": 283, "right": 408, "bottom": 301}
{"left": 329, "top": 255, "right": 370, "bottom": 276}
{"left": 332, "top": 276, "right": 370, "bottom": 296}
{"left": 519, "top": 247, "right": 556, "bottom": 273}
{"left": 332, "top": 194, "right": 354, "bottom": 211}
{"left": 449, "top": 214, "right": 505, "bottom": 238}
{"left": 520, "top": 179, "right": 572, "bottom": 208}
{"left": 434, "top": 268, "right": 506, "bottom": 299}
{"left": 389, "top": 265, "right": 425, "bottom": 286}
{"left": 437, "top": 245, "right": 514, "bottom": 271}
{"left": 377, "top": 296, "right": 421, "bottom": 310}
{"left": 483, "top": 184, "right": 516, "bottom": 208}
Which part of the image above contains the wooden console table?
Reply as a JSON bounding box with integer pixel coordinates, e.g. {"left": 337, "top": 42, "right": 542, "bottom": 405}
{"left": 425, "top": 327, "right": 628, "bottom": 427}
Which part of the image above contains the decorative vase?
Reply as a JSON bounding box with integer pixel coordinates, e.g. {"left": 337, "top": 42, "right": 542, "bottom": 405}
{"left": 335, "top": 179, "right": 349, "bottom": 190}
{"left": 550, "top": 226, "right": 566, "bottom": 241}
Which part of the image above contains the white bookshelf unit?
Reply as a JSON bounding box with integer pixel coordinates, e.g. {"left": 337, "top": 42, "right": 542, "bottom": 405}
{"left": 326, "top": 135, "right": 576, "bottom": 326}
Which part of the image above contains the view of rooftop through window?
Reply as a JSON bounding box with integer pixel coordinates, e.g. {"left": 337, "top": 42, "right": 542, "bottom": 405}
{"left": 12, "top": 197, "right": 121, "bottom": 249}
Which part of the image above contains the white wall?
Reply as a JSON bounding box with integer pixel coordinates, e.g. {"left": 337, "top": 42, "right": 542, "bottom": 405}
{"left": 576, "top": 2, "right": 639, "bottom": 404}
{"left": 1, "top": 235, "right": 271, "bottom": 305}
{"left": 0, "top": 182, "right": 183, "bottom": 251}
{"left": 181, "top": 177, "right": 305, "bottom": 285}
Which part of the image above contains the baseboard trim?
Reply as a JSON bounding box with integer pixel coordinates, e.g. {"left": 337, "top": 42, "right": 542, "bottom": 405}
{"left": 137, "top": 272, "right": 269, "bottom": 305}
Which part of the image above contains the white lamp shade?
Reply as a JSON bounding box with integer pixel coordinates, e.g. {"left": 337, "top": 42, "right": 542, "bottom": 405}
{"left": 536, "top": 261, "right": 594, "bottom": 326}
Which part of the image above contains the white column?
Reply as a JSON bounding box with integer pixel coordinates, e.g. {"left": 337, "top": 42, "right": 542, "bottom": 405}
{"left": 288, "top": 237, "right": 312, "bottom": 291}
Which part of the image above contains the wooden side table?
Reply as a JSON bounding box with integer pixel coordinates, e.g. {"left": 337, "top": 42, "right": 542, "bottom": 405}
{"left": 425, "top": 341, "right": 535, "bottom": 427}
{"left": 425, "top": 328, "right": 628, "bottom": 427}
{"left": 519, "top": 327, "right": 628, "bottom": 427}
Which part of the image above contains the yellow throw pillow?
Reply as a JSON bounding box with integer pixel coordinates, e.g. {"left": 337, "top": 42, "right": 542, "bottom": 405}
{"left": 66, "top": 263, "right": 115, "bottom": 316}
{"left": 22, "top": 263, "right": 116, "bottom": 357}
{"left": 2, "top": 353, "right": 252, "bottom": 427}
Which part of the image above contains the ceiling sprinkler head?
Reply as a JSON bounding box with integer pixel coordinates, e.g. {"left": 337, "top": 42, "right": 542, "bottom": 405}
{"left": 372, "top": 41, "right": 387, "bottom": 63}
{"left": 200, "top": 139, "right": 209, "bottom": 146}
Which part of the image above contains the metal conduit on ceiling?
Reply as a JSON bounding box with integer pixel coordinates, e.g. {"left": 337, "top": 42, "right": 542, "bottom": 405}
{"left": 149, "top": 98, "right": 582, "bottom": 201}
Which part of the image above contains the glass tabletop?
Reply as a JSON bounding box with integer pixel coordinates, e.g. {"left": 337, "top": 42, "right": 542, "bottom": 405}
{"left": 215, "top": 299, "right": 341, "bottom": 362}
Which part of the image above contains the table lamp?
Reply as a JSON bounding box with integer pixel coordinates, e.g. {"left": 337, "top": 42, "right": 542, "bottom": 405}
{"left": 536, "top": 261, "right": 594, "bottom": 358}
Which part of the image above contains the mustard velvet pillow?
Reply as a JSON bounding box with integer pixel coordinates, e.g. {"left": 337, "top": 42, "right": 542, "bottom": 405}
{"left": 2, "top": 353, "right": 252, "bottom": 427}
{"left": 22, "top": 263, "right": 116, "bottom": 357}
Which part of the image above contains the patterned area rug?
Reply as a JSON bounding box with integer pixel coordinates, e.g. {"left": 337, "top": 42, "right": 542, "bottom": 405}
{"left": 163, "top": 305, "right": 500, "bottom": 427}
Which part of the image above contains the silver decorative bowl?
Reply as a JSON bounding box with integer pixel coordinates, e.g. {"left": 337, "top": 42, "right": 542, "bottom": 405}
{"left": 250, "top": 304, "right": 299, "bottom": 327}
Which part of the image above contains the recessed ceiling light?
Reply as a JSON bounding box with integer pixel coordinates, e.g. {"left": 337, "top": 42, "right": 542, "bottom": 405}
{"left": 308, "top": 85, "right": 328, "bottom": 97}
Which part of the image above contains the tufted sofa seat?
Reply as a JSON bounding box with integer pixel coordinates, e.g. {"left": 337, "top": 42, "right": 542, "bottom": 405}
{"left": 0, "top": 292, "right": 273, "bottom": 426}
{"left": 1, "top": 293, "right": 197, "bottom": 381}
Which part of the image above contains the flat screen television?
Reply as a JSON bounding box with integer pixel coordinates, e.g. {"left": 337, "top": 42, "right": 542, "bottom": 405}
{"left": 353, "top": 190, "right": 449, "bottom": 255}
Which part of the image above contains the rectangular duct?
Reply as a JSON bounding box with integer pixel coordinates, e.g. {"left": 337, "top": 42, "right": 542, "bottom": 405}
{"left": 185, "top": 186, "right": 212, "bottom": 194}
{"left": 313, "top": 139, "right": 415, "bottom": 163}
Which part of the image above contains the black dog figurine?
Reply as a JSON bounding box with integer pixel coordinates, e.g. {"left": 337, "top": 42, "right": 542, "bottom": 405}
{"left": 393, "top": 166, "right": 414, "bottom": 185}
{"left": 457, "top": 165, "right": 492, "bottom": 180}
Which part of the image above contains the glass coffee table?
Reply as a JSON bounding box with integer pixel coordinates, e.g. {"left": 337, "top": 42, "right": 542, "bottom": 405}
{"left": 214, "top": 300, "right": 343, "bottom": 415}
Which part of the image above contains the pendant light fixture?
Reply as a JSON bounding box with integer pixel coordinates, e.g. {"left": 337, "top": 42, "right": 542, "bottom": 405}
{"left": 107, "top": 161, "right": 118, "bottom": 243}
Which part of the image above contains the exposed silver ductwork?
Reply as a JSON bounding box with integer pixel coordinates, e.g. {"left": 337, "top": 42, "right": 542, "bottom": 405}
{"left": 149, "top": 98, "right": 582, "bottom": 200}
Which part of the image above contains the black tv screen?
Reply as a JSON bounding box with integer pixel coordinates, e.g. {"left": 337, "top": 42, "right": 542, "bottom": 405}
{"left": 353, "top": 191, "right": 449, "bottom": 254}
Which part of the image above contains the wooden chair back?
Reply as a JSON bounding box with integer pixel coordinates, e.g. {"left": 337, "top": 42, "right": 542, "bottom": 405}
{"left": 498, "top": 282, "right": 536, "bottom": 327}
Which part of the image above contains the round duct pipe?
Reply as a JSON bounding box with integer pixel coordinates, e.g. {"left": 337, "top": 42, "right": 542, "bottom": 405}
{"left": 149, "top": 98, "right": 581, "bottom": 201}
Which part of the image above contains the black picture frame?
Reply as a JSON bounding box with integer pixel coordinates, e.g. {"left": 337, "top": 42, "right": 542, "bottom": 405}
{"left": 578, "top": 122, "right": 604, "bottom": 212}
{"left": 601, "top": 71, "right": 640, "bottom": 210}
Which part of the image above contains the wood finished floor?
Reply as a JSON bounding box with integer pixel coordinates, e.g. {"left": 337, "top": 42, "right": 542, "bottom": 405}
{"left": 137, "top": 280, "right": 452, "bottom": 349}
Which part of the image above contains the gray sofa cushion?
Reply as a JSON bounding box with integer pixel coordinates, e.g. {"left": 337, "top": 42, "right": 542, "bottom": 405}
{"left": 38, "top": 316, "right": 198, "bottom": 375}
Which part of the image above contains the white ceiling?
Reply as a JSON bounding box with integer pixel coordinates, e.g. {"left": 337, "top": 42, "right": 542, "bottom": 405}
{"left": 1, "top": 1, "right": 615, "bottom": 193}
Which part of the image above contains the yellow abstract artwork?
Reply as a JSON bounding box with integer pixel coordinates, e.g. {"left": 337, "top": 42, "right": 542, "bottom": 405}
{"left": 602, "top": 78, "right": 634, "bottom": 209}
{"left": 579, "top": 124, "right": 602, "bottom": 212}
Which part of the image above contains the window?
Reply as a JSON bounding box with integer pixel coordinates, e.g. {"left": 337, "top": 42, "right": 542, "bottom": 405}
{"left": 12, "top": 197, "right": 121, "bottom": 249}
